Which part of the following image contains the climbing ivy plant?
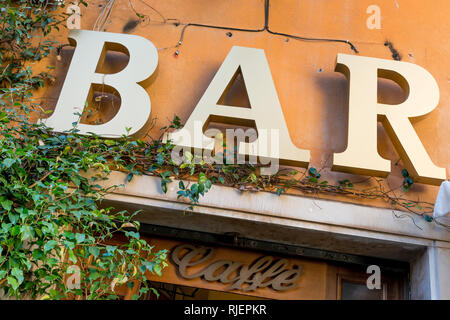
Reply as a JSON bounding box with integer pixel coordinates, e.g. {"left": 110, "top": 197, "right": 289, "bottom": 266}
{"left": 0, "top": 0, "right": 167, "bottom": 300}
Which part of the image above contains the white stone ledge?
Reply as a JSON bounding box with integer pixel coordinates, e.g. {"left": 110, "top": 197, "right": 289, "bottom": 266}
{"left": 97, "top": 171, "right": 450, "bottom": 246}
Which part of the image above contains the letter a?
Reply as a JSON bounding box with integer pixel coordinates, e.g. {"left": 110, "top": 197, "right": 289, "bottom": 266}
{"left": 167, "top": 46, "right": 310, "bottom": 168}
{"left": 42, "top": 30, "right": 158, "bottom": 137}
{"left": 333, "top": 54, "right": 446, "bottom": 185}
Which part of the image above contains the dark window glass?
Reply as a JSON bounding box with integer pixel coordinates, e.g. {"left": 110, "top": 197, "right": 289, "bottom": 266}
{"left": 341, "top": 280, "right": 384, "bottom": 300}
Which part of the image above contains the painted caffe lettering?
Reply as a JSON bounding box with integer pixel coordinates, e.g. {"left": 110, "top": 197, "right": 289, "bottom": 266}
{"left": 171, "top": 244, "right": 302, "bottom": 292}
{"left": 44, "top": 30, "right": 447, "bottom": 185}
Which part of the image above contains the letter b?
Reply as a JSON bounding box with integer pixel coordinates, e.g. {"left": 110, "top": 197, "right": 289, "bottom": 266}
{"left": 42, "top": 30, "right": 158, "bottom": 137}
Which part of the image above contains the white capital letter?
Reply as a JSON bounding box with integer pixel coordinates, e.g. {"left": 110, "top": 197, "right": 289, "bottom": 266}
{"left": 333, "top": 54, "right": 446, "bottom": 185}
{"left": 42, "top": 30, "right": 158, "bottom": 137}
{"left": 167, "top": 46, "right": 310, "bottom": 169}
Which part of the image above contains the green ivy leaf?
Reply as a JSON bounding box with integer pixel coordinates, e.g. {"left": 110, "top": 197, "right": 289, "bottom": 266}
{"left": 20, "top": 225, "right": 34, "bottom": 240}
{"left": 11, "top": 225, "right": 20, "bottom": 236}
{"left": 308, "top": 177, "right": 318, "bottom": 183}
{"left": 161, "top": 181, "right": 167, "bottom": 193}
{"left": 198, "top": 172, "right": 207, "bottom": 184}
{"left": 75, "top": 233, "right": 85, "bottom": 244}
{"left": 154, "top": 264, "right": 162, "bottom": 276}
{"left": 401, "top": 169, "right": 409, "bottom": 177}
{"left": 7, "top": 276, "right": 19, "bottom": 290}
{"left": 2, "top": 158, "right": 15, "bottom": 168}
{"left": 1, "top": 198, "right": 13, "bottom": 211}
{"left": 11, "top": 268, "right": 24, "bottom": 285}
{"left": 127, "top": 173, "right": 133, "bottom": 182}
{"left": 88, "top": 246, "right": 100, "bottom": 258}
{"left": 68, "top": 249, "right": 77, "bottom": 264}
{"left": 8, "top": 212, "right": 19, "bottom": 224}
{"left": 43, "top": 240, "right": 58, "bottom": 253}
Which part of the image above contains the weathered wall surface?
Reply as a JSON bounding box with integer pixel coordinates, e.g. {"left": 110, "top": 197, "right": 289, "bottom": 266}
{"left": 36, "top": 0, "right": 449, "bottom": 209}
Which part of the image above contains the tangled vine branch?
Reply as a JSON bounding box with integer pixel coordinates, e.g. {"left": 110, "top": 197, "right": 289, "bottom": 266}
{"left": 81, "top": 114, "right": 443, "bottom": 230}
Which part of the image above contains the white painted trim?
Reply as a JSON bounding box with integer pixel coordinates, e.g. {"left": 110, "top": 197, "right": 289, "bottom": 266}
{"left": 96, "top": 171, "right": 450, "bottom": 245}
{"left": 428, "top": 242, "right": 442, "bottom": 300}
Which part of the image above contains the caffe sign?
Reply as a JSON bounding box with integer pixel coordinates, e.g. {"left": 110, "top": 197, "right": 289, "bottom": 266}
{"left": 171, "top": 244, "right": 302, "bottom": 292}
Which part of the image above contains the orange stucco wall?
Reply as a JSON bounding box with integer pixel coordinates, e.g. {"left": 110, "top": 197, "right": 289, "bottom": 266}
{"left": 36, "top": 0, "right": 449, "bottom": 209}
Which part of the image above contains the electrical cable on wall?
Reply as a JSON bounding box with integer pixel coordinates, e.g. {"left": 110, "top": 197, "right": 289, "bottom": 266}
{"left": 129, "top": 0, "right": 180, "bottom": 28}
{"left": 137, "top": 0, "right": 169, "bottom": 23}
{"left": 62, "top": 0, "right": 359, "bottom": 56}
{"left": 93, "top": 0, "right": 116, "bottom": 31}
{"left": 174, "top": 0, "right": 359, "bottom": 54}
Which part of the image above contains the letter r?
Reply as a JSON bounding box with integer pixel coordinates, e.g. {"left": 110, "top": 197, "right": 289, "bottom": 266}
{"left": 42, "top": 30, "right": 158, "bottom": 137}
{"left": 333, "top": 54, "right": 446, "bottom": 184}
